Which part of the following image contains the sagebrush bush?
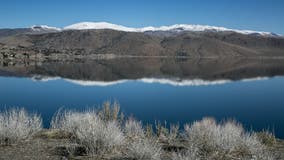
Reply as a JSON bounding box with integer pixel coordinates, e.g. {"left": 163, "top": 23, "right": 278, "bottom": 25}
{"left": 51, "top": 109, "right": 125, "bottom": 155}
{"left": 98, "top": 101, "right": 121, "bottom": 122}
{"left": 171, "top": 147, "right": 200, "bottom": 160}
{"left": 51, "top": 107, "right": 163, "bottom": 159}
{"left": 0, "top": 108, "right": 42, "bottom": 145}
{"left": 257, "top": 131, "right": 277, "bottom": 147}
{"left": 155, "top": 121, "right": 169, "bottom": 138}
{"left": 124, "top": 118, "right": 145, "bottom": 139}
{"left": 1, "top": 104, "right": 277, "bottom": 160}
{"left": 123, "top": 118, "right": 162, "bottom": 160}
{"left": 50, "top": 103, "right": 276, "bottom": 160}
{"left": 183, "top": 117, "right": 274, "bottom": 160}
{"left": 126, "top": 138, "right": 162, "bottom": 160}
{"left": 168, "top": 124, "right": 180, "bottom": 143}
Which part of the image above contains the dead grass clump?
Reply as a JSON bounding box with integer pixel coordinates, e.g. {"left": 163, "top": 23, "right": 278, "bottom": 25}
{"left": 125, "top": 138, "right": 162, "bottom": 160}
{"left": 0, "top": 108, "right": 42, "bottom": 145}
{"left": 257, "top": 131, "right": 277, "bottom": 147}
{"left": 183, "top": 117, "right": 274, "bottom": 159}
{"left": 51, "top": 109, "right": 125, "bottom": 155}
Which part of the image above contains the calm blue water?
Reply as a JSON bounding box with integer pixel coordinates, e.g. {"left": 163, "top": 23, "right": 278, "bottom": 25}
{"left": 1, "top": 76, "right": 284, "bottom": 138}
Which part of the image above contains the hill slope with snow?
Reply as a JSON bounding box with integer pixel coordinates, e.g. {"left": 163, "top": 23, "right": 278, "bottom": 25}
{"left": 1, "top": 22, "right": 283, "bottom": 58}
{"left": 63, "top": 22, "right": 278, "bottom": 36}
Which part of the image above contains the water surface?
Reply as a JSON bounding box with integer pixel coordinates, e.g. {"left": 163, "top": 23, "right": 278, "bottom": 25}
{"left": 1, "top": 58, "right": 284, "bottom": 138}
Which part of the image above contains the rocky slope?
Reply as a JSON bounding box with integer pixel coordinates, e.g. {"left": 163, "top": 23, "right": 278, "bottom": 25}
{"left": 0, "top": 23, "right": 284, "bottom": 58}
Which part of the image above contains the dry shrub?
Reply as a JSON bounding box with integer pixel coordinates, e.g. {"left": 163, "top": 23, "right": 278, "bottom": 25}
{"left": 124, "top": 118, "right": 162, "bottom": 160}
{"left": 51, "top": 109, "right": 124, "bottom": 155}
{"left": 125, "top": 137, "right": 162, "bottom": 160}
{"left": 124, "top": 118, "right": 145, "bottom": 139}
{"left": 98, "top": 101, "right": 122, "bottom": 122}
{"left": 257, "top": 131, "right": 276, "bottom": 147}
{"left": 0, "top": 108, "right": 42, "bottom": 145}
{"left": 51, "top": 103, "right": 275, "bottom": 160}
{"left": 171, "top": 146, "right": 200, "bottom": 160}
{"left": 183, "top": 117, "right": 274, "bottom": 160}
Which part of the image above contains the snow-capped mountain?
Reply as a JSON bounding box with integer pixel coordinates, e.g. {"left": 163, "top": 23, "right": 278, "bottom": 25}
{"left": 63, "top": 22, "right": 277, "bottom": 36}
{"left": 64, "top": 22, "right": 136, "bottom": 32}
{"left": 1, "top": 21, "right": 283, "bottom": 59}
{"left": 31, "top": 25, "right": 61, "bottom": 32}
{"left": 26, "top": 22, "right": 279, "bottom": 37}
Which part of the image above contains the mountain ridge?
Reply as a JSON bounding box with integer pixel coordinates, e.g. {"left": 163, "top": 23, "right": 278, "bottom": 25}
{"left": 63, "top": 22, "right": 279, "bottom": 37}
{"left": 0, "top": 24, "right": 284, "bottom": 59}
{"left": 1, "top": 22, "right": 281, "bottom": 37}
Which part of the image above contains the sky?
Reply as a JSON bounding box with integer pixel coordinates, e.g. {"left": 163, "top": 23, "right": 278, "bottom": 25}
{"left": 0, "top": 0, "right": 284, "bottom": 34}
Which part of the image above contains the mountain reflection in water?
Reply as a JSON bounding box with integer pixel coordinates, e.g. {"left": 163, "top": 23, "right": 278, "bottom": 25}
{"left": 1, "top": 57, "right": 284, "bottom": 81}
{"left": 1, "top": 57, "right": 284, "bottom": 138}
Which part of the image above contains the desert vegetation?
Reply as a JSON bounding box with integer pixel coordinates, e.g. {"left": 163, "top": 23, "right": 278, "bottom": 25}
{"left": 0, "top": 103, "right": 279, "bottom": 160}
{"left": 0, "top": 108, "right": 42, "bottom": 145}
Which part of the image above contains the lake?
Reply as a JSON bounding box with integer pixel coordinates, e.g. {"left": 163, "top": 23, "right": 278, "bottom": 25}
{"left": 1, "top": 58, "right": 284, "bottom": 138}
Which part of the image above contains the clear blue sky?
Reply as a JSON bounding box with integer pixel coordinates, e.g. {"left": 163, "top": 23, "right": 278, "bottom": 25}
{"left": 0, "top": 0, "right": 283, "bottom": 34}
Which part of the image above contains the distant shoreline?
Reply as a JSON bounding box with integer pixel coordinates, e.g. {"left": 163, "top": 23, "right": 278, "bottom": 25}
{"left": 2, "top": 51, "right": 284, "bottom": 63}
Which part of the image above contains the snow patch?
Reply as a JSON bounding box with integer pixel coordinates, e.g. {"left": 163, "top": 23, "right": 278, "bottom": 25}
{"left": 31, "top": 25, "right": 61, "bottom": 31}
{"left": 64, "top": 22, "right": 136, "bottom": 32}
